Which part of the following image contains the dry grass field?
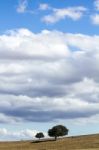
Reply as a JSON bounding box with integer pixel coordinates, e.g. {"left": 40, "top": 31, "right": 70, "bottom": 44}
{"left": 0, "top": 134, "right": 99, "bottom": 150}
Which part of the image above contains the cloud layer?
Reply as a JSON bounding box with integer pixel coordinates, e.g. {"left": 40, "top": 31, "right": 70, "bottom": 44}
{"left": 0, "top": 28, "right": 99, "bottom": 124}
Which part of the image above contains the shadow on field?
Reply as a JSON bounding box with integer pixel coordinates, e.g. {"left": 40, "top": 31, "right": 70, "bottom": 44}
{"left": 31, "top": 139, "right": 55, "bottom": 144}
{"left": 37, "top": 149, "right": 47, "bottom": 150}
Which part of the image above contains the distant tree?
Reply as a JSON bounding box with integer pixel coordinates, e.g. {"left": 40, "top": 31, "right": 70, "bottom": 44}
{"left": 35, "top": 132, "right": 44, "bottom": 140}
{"left": 48, "top": 125, "right": 68, "bottom": 141}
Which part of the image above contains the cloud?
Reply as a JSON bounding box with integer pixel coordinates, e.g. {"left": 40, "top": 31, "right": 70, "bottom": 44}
{"left": 0, "top": 128, "right": 45, "bottom": 141}
{"left": 94, "top": 0, "right": 99, "bottom": 11}
{"left": 91, "top": 14, "right": 99, "bottom": 25}
{"left": 90, "top": 0, "right": 99, "bottom": 25}
{"left": 17, "top": 0, "right": 28, "bottom": 13}
{"left": 39, "top": 3, "right": 50, "bottom": 11}
{"left": 0, "top": 29, "right": 69, "bottom": 60}
{"left": 16, "top": 2, "right": 87, "bottom": 24}
{"left": 0, "top": 29, "right": 99, "bottom": 124}
{"left": 42, "top": 6, "right": 87, "bottom": 24}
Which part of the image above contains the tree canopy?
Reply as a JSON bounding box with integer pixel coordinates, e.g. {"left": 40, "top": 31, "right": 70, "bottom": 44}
{"left": 48, "top": 125, "right": 68, "bottom": 140}
{"left": 35, "top": 132, "right": 44, "bottom": 140}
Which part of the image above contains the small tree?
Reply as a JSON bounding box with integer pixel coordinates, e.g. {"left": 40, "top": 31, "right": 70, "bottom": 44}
{"left": 35, "top": 132, "right": 44, "bottom": 140}
{"left": 48, "top": 125, "right": 68, "bottom": 141}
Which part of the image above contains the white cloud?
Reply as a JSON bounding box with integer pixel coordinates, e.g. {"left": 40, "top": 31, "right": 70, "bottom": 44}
{"left": 17, "top": 0, "right": 28, "bottom": 13}
{"left": 74, "top": 114, "right": 99, "bottom": 125}
{"left": 0, "top": 29, "right": 69, "bottom": 60}
{"left": 16, "top": 2, "right": 87, "bottom": 23}
{"left": 42, "top": 6, "right": 87, "bottom": 24}
{"left": 0, "top": 128, "right": 45, "bottom": 141}
{"left": 0, "top": 128, "right": 7, "bottom": 136}
{"left": 0, "top": 29, "right": 99, "bottom": 125}
{"left": 91, "top": 0, "right": 99, "bottom": 25}
{"left": 39, "top": 3, "right": 50, "bottom": 11}
{"left": 94, "top": 0, "right": 99, "bottom": 11}
{"left": 91, "top": 14, "right": 99, "bottom": 25}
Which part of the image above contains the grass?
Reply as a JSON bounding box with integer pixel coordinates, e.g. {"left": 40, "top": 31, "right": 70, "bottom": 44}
{"left": 0, "top": 134, "right": 99, "bottom": 150}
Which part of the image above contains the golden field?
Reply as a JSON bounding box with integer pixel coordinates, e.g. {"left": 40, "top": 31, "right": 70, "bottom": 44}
{"left": 0, "top": 134, "right": 99, "bottom": 150}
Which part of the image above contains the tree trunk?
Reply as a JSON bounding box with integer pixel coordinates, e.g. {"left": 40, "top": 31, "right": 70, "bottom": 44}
{"left": 55, "top": 136, "right": 57, "bottom": 141}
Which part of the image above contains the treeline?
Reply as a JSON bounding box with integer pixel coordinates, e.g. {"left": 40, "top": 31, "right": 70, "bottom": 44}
{"left": 35, "top": 125, "right": 69, "bottom": 141}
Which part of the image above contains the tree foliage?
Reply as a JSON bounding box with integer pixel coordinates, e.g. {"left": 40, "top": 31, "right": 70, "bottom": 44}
{"left": 35, "top": 132, "right": 44, "bottom": 140}
{"left": 48, "top": 125, "right": 68, "bottom": 140}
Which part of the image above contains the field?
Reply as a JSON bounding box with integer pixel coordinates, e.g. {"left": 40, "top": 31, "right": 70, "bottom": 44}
{"left": 0, "top": 134, "right": 99, "bottom": 150}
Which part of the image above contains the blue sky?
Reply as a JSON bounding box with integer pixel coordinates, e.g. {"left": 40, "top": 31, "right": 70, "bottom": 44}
{"left": 0, "top": 0, "right": 99, "bottom": 34}
{"left": 0, "top": 0, "right": 99, "bottom": 141}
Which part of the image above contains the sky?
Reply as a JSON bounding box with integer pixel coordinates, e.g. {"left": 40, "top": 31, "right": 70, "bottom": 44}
{"left": 0, "top": 0, "right": 99, "bottom": 141}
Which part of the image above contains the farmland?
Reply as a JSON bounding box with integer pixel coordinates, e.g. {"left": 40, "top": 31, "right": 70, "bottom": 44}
{"left": 0, "top": 134, "right": 99, "bottom": 150}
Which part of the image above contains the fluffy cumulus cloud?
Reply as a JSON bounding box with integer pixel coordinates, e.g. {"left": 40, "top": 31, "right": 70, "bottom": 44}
{"left": 42, "top": 6, "right": 87, "bottom": 24}
{"left": 0, "top": 28, "right": 99, "bottom": 125}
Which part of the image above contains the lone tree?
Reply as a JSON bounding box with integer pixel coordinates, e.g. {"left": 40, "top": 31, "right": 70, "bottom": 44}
{"left": 48, "top": 125, "right": 68, "bottom": 141}
{"left": 35, "top": 132, "right": 44, "bottom": 140}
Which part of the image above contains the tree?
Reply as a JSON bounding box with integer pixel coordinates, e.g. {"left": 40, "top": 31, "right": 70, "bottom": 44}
{"left": 48, "top": 125, "right": 68, "bottom": 141}
{"left": 35, "top": 132, "right": 44, "bottom": 140}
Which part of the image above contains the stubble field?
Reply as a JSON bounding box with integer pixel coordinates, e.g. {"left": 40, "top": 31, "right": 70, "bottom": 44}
{"left": 0, "top": 134, "right": 99, "bottom": 150}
